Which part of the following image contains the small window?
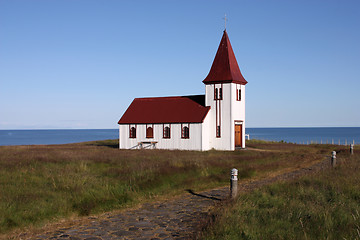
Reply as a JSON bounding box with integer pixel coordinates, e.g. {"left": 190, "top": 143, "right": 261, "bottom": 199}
{"left": 129, "top": 127, "right": 136, "bottom": 138}
{"left": 237, "top": 89, "right": 241, "bottom": 101}
{"left": 146, "top": 127, "right": 153, "bottom": 138}
{"left": 216, "top": 126, "right": 221, "bottom": 138}
{"left": 163, "top": 126, "right": 171, "bottom": 139}
{"left": 214, "top": 87, "right": 223, "bottom": 100}
{"left": 182, "top": 126, "right": 189, "bottom": 139}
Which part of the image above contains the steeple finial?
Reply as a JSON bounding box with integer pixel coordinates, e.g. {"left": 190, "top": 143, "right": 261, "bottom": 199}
{"left": 223, "top": 14, "right": 228, "bottom": 30}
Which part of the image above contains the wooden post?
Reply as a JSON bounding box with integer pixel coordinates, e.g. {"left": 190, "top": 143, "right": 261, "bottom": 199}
{"left": 350, "top": 144, "right": 354, "bottom": 155}
{"left": 230, "top": 168, "right": 238, "bottom": 198}
{"left": 331, "top": 151, "right": 336, "bottom": 167}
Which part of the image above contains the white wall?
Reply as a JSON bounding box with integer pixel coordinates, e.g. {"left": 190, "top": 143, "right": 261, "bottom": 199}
{"left": 119, "top": 82, "right": 246, "bottom": 151}
{"left": 119, "top": 123, "right": 203, "bottom": 151}
{"left": 231, "top": 83, "right": 246, "bottom": 148}
{"left": 201, "top": 115, "right": 211, "bottom": 151}
{"left": 205, "top": 83, "right": 246, "bottom": 150}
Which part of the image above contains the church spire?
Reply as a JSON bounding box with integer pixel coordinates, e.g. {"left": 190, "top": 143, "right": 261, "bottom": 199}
{"left": 203, "top": 30, "right": 248, "bottom": 85}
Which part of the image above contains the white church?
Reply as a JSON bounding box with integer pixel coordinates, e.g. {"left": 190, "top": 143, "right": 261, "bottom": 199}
{"left": 118, "top": 30, "right": 248, "bottom": 151}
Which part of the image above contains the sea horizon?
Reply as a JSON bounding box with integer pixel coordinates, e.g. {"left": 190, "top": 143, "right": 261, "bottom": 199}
{"left": 0, "top": 127, "right": 359, "bottom": 146}
{"left": 1, "top": 126, "right": 360, "bottom": 131}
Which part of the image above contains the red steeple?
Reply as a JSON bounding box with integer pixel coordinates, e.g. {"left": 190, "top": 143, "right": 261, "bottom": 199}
{"left": 203, "top": 30, "right": 248, "bottom": 85}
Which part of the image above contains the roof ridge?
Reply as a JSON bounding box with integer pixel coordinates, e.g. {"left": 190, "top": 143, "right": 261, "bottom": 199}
{"left": 134, "top": 95, "right": 204, "bottom": 100}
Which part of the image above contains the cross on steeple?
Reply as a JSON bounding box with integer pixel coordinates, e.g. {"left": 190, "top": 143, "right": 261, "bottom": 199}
{"left": 223, "top": 14, "right": 228, "bottom": 30}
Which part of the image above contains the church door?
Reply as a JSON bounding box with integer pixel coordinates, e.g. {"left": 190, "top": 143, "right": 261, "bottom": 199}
{"left": 235, "top": 124, "right": 242, "bottom": 148}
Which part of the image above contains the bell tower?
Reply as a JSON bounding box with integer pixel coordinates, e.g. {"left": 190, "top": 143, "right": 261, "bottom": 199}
{"left": 203, "top": 30, "right": 248, "bottom": 150}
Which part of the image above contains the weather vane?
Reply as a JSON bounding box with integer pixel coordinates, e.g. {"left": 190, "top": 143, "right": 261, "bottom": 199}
{"left": 223, "top": 14, "right": 228, "bottom": 30}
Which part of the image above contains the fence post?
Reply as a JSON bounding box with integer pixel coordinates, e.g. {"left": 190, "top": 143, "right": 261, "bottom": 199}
{"left": 350, "top": 144, "right": 354, "bottom": 155}
{"left": 230, "top": 168, "right": 238, "bottom": 198}
{"left": 331, "top": 151, "right": 336, "bottom": 167}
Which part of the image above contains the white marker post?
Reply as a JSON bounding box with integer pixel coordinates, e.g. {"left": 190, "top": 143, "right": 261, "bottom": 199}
{"left": 331, "top": 151, "right": 336, "bottom": 167}
{"left": 230, "top": 168, "right": 238, "bottom": 198}
{"left": 350, "top": 144, "right": 354, "bottom": 155}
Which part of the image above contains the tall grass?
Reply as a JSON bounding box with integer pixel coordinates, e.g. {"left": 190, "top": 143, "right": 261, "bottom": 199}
{"left": 201, "top": 147, "right": 359, "bottom": 239}
{"left": 0, "top": 140, "right": 337, "bottom": 234}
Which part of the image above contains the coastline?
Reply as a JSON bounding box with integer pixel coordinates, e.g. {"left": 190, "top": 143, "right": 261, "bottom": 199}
{"left": 0, "top": 127, "right": 359, "bottom": 146}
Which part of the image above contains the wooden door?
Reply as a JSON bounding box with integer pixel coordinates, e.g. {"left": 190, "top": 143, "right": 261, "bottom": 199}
{"left": 235, "top": 125, "right": 242, "bottom": 147}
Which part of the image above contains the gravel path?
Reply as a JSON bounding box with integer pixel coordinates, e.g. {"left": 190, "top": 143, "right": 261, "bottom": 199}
{"left": 25, "top": 158, "right": 329, "bottom": 240}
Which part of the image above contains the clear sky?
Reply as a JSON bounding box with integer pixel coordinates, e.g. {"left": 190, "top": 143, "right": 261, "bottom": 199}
{"left": 1, "top": 0, "right": 359, "bottom": 129}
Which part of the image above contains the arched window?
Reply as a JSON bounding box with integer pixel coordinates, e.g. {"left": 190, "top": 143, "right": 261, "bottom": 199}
{"left": 182, "top": 126, "right": 189, "bottom": 139}
{"left": 129, "top": 127, "right": 136, "bottom": 138}
{"left": 163, "top": 126, "right": 171, "bottom": 139}
{"left": 214, "top": 87, "right": 223, "bottom": 100}
{"left": 216, "top": 126, "right": 221, "bottom": 138}
{"left": 146, "top": 127, "right": 153, "bottom": 138}
{"left": 237, "top": 88, "right": 241, "bottom": 101}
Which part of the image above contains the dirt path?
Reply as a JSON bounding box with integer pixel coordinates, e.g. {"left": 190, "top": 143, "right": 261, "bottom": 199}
{"left": 17, "top": 158, "right": 329, "bottom": 240}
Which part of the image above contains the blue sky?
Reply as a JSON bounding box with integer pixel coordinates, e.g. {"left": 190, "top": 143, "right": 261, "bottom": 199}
{"left": 1, "top": 0, "right": 359, "bottom": 129}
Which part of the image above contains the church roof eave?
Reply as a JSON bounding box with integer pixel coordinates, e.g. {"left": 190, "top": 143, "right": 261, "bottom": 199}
{"left": 118, "top": 95, "right": 210, "bottom": 125}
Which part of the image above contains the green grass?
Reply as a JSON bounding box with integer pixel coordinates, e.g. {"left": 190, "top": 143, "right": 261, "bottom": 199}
{"left": 0, "top": 139, "right": 343, "bottom": 235}
{"left": 201, "top": 148, "right": 359, "bottom": 240}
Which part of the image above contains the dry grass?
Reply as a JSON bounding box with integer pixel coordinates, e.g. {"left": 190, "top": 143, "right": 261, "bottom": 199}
{"left": 0, "top": 139, "right": 338, "bottom": 236}
{"left": 201, "top": 144, "right": 358, "bottom": 240}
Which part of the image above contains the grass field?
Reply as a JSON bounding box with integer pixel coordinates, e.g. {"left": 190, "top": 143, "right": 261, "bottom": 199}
{"left": 201, "top": 145, "right": 358, "bottom": 239}
{"left": 0, "top": 139, "right": 343, "bottom": 236}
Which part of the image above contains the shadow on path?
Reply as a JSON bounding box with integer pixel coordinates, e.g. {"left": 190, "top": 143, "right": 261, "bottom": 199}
{"left": 186, "top": 189, "right": 222, "bottom": 201}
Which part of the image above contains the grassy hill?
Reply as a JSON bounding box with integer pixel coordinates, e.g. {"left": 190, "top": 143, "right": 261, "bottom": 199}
{"left": 201, "top": 145, "right": 359, "bottom": 239}
{"left": 0, "top": 139, "right": 346, "bottom": 236}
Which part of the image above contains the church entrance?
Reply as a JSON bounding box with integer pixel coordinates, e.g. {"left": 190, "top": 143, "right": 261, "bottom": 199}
{"left": 235, "top": 124, "right": 242, "bottom": 148}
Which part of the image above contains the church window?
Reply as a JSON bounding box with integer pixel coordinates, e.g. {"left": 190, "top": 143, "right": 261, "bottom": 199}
{"left": 146, "top": 126, "right": 153, "bottom": 138}
{"left": 216, "top": 126, "right": 221, "bottom": 138}
{"left": 237, "top": 88, "right": 241, "bottom": 101}
{"left": 163, "top": 125, "right": 171, "bottom": 139}
{"left": 214, "top": 87, "right": 223, "bottom": 100}
{"left": 129, "top": 126, "right": 136, "bottom": 138}
{"left": 181, "top": 125, "right": 189, "bottom": 139}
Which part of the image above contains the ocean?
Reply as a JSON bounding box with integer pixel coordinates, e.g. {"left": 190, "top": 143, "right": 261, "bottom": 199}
{"left": 0, "top": 129, "right": 118, "bottom": 146}
{"left": 0, "top": 128, "right": 359, "bottom": 146}
{"left": 247, "top": 127, "right": 360, "bottom": 145}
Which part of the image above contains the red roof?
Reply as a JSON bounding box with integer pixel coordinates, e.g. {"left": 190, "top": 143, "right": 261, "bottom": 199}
{"left": 203, "top": 30, "right": 248, "bottom": 85}
{"left": 118, "top": 95, "right": 210, "bottom": 124}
